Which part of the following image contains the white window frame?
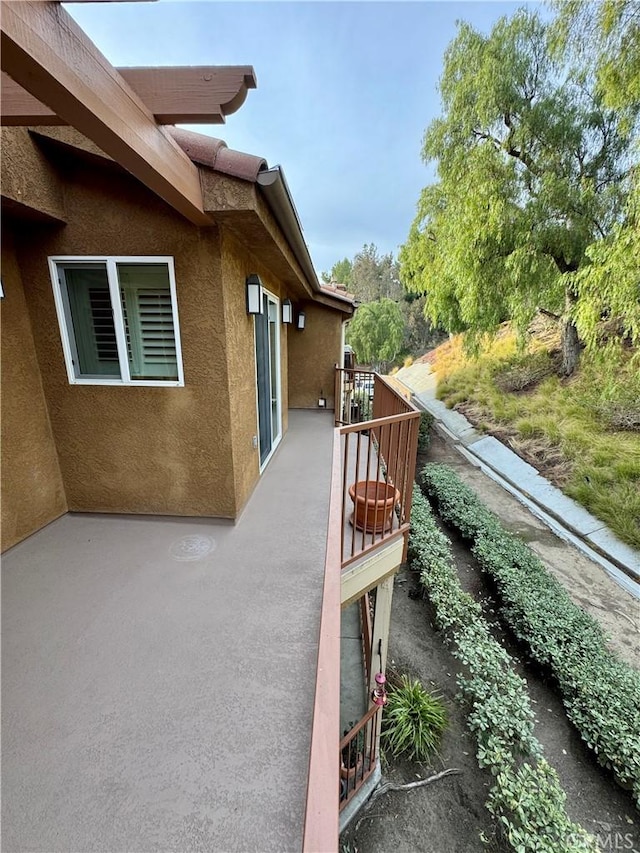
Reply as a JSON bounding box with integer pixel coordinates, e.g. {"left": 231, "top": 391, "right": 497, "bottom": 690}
{"left": 48, "top": 255, "right": 185, "bottom": 387}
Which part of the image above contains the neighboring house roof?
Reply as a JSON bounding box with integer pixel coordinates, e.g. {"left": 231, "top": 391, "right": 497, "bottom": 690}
{"left": 320, "top": 281, "right": 356, "bottom": 304}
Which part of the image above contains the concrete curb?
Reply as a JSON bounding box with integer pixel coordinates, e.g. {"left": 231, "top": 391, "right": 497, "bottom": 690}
{"left": 409, "top": 393, "right": 640, "bottom": 601}
{"left": 339, "top": 761, "right": 382, "bottom": 834}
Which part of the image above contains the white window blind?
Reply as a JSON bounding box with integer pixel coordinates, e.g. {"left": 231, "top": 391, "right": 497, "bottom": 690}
{"left": 118, "top": 264, "right": 178, "bottom": 380}
{"left": 50, "top": 256, "right": 184, "bottom": 387}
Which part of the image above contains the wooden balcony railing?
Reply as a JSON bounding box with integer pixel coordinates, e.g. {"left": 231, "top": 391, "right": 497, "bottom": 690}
{"left": 303, "top": 369, "right": 419, "bottom": 850}
{"left": 302, "top": 434, "right": 342, "bottom": 853}
{"left": 334, "top": 366, "right": 375, "bottom": 426}
{"left": 339, "top": 372, "right": 420, "bottom": 568}
{"left": 339, "top": 704, "right": 381, "bottom": 811}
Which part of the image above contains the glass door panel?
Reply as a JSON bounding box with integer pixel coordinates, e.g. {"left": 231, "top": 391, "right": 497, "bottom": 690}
{"left": 255, "top": 292, "right": 281, "bottom": 468}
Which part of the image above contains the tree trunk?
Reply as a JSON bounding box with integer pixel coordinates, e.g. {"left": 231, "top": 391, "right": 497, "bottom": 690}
{"left": 561, "top": 318, "right": 580, "bottom": 376}
{"left": 551, "top": 263, "right": 581, "bottom": 377}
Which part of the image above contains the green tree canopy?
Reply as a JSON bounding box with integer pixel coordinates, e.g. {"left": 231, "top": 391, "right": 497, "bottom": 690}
{"left": 323, "top": 244, "right": 403, "bottom": 303}
{"left": 400, "top": 8, "right": 634, "bottom": 374}
{"left": 321, "top": 257, "right": 353, "bottom": 287}
{"left": 554, "top": 0, "right": 640, "bottom": 349}
{"left": 350, "top": 243, "right": 403, "bottom": 303}
{"left": 553, "top": 0, "right": 640, "bottom": 116}
{"left": 346, "top": 298, "right": 404, "bottom": 372}
{"left": 325, "top": 243, "right": 443, "bottom": 359}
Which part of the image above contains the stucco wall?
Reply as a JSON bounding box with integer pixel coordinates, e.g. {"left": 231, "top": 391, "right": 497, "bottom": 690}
{"left": 288, "top": 303, "right": 343, "bottom": 409}
{"left": 0, "top": 128, "right": 66, "bottom": 221}
{"left": 13, "top": 161, "right": 237, "bottom": 519}
{"left": 1, "top": 227, "right": 67, "bottom": 550}
{"left": 220, "top": 229, "right": 290, "bottom": 515}
{"left": 3, "top": 131, "right": 344, "bottom": 538}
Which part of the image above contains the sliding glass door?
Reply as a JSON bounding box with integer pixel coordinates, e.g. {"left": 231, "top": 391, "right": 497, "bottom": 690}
{"left": 254, "top": 291, "right": 282, "bottom": 468}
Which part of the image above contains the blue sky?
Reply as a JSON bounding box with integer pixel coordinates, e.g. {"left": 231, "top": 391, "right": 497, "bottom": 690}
{"left": 68, "top": 1, "right": 545, "bottom": 276}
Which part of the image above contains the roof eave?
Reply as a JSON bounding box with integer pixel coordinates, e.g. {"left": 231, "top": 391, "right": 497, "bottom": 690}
{"left": 256, "top": 166, "right": 353, "bottom": 315}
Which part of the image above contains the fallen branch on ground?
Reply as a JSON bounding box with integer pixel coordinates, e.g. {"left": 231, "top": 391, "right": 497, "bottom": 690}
{"left": 374, "top": 767, "right": 461, "bottom": 799}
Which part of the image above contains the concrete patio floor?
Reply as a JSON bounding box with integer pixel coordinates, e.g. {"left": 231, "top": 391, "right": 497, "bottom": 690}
{"left": 2, "top": 410, "right": 335, "bottom": 853}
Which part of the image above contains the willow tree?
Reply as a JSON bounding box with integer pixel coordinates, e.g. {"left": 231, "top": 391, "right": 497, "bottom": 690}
{"left": 554, "top": 0, "right": 640, "bottom": 350}
{"left": 400, "top": 9, "right": 633, "bottom": 374}
{"left": 553, "top": 0, "right": 640, "bottom": 115}
{"left": 346, "top": 298, "right": 404, "bottom": 372}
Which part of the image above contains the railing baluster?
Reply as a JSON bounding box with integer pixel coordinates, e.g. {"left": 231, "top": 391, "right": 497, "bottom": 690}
{"left": 351, "top": 432, "right": 360, "bottom": 558}
{"left": 363, "top": 430, "right": 372, "bottom": 553}
{"left": 405, "top": 417, "right": 413, "bottom": 521}
{"left": 395, "top": 423, "right": 408, "bottom": 525}
{"left": 342, "top": 432, "right": 349, "bottom": 565}
{"left": 374, "top": 426, "right": 384, "bottom": 546}
{"left": 386, "top": 419, "right": 395, "bottom": 532}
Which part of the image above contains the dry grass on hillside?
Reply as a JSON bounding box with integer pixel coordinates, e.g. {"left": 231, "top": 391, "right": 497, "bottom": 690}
{"left": 428, "top": 322, "right": 640, "bottom": 549}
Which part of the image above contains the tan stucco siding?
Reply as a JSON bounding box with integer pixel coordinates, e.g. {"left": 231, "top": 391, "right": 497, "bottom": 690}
{"left": 1, "top": 128, "right": 66, "bottom": 222}
{"left": 220, "top": 229, "right": 293, "bottom": 515}
{"left": 288, "top": 303, "right": 342, "bottom": 409}
{"left": 13, "top": 165, "right": 236, "bottom": 519}
{"left": 1, "top": 229, "right": 67, "bottom": 550}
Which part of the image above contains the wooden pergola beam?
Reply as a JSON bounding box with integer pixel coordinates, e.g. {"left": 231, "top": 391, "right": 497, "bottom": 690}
{"left": 1, "top": 1, "right": 211, "bottom": 226}
{"left": 1, "top": 66, "right": 257, "bottom": 126}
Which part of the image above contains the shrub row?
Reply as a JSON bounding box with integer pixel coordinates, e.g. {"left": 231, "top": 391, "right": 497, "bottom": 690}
{"left": 420, "top": 462, "right": 640, "bottom": 807}
{"left": 409, "top": 485, "right": 597, "bottom": 852}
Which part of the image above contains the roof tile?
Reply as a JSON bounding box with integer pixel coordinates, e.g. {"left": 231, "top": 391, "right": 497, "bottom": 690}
{"left": 168, "top": 127, "right": 267, "bottom": 182}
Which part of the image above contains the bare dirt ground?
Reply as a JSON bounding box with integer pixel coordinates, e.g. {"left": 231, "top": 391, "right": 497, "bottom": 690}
{"left": 340, "top": 435, "right": 639, "bottom": 853}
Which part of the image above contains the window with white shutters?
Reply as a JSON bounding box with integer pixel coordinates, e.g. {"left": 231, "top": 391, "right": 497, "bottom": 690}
{"left": 49, "top": 257, "right": 183, "bottom": 386}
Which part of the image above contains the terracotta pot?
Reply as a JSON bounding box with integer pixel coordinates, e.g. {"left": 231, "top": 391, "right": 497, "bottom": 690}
{"left": 348, "top": 480, "right": 400, "bottom": 533}
{"left": 340, "top": 753, "right": 363, "bottom": 780}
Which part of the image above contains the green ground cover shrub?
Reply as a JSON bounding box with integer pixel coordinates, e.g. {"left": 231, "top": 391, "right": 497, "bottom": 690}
{"left": 421, "top": 463, "right": 640, "bottom": 807}
{"left": 409, "top": 485, "right": 597, "bottom": 851}
{"left": 417, "top": 411, "right": 434, "bottom": 452}
{"left": 382, "top": 674, "right": 447, "bottom": 762}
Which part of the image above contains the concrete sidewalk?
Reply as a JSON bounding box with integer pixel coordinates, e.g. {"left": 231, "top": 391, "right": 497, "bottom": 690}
{"left": 394, "top": 362, "right": 640, "bottom": 600}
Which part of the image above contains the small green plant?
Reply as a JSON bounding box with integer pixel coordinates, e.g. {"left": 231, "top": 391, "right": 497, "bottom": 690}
{"left": 382, "top": 674, "right": 447, "bottom": 762}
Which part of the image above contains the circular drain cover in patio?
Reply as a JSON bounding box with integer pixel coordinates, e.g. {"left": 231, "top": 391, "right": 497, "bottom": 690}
{"left": 170, "top": 534, "right": 216, "bottom": 561}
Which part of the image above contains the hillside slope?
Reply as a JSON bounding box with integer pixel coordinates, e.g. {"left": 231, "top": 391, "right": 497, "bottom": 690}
{"left": 425, "top": 322, "right": 640, "bottom": 549}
